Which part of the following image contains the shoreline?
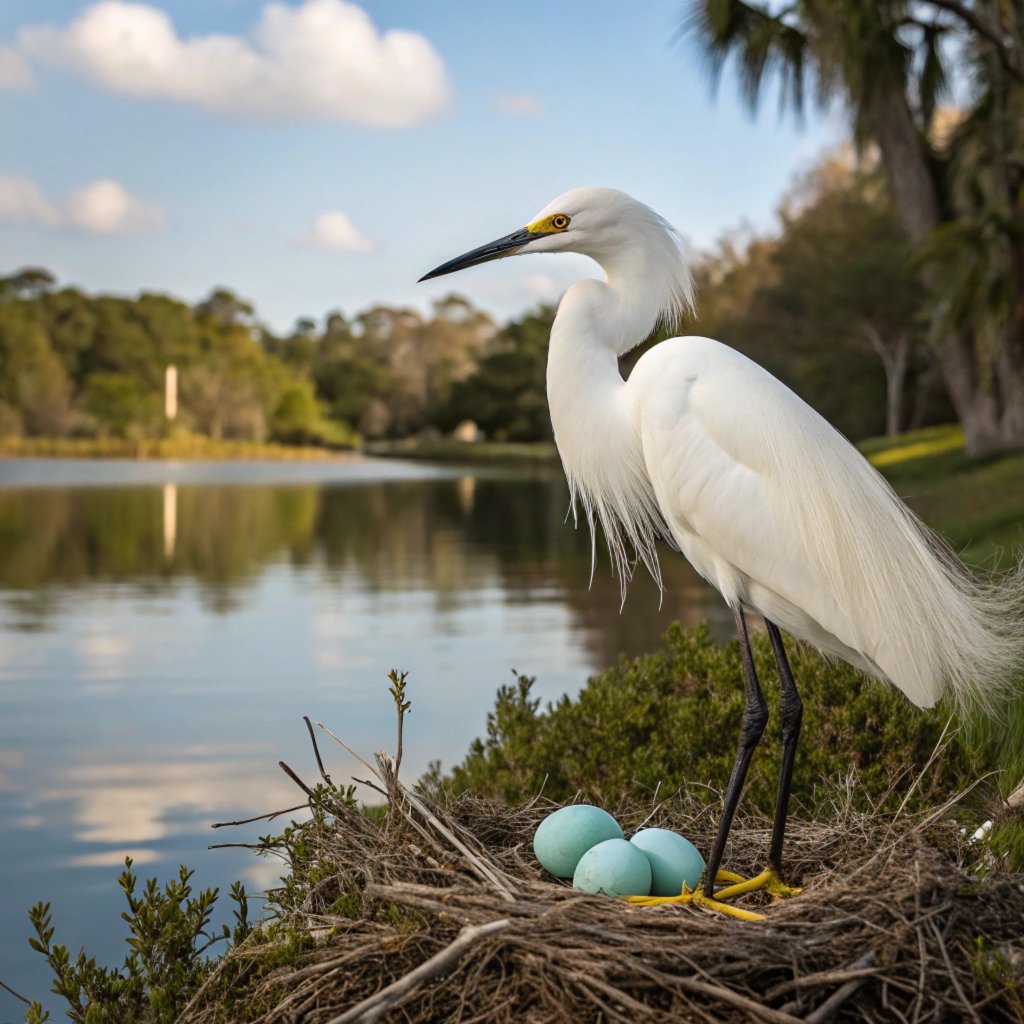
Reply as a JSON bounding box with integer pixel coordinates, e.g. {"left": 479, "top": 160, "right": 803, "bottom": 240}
{"left": 0, "top": 436, "right": 560, "bottom": 465}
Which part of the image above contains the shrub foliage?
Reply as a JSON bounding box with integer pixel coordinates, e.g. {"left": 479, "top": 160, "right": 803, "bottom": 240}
{"left": 446, "top": 623, "right": 977, "bottom": 811}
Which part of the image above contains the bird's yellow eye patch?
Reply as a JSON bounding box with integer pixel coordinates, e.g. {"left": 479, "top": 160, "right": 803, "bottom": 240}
{"left": 527, "top": 213, "right": 571, "bottom": 234}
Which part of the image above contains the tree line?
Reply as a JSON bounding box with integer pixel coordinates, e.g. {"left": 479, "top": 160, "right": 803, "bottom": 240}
{"left": 0, "top": 150, "right": 983, "bottom": 450}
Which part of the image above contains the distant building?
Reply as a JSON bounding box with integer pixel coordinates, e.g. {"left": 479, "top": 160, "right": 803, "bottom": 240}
{"left": 452, "top": 420, "right": 484, "bottom": 443}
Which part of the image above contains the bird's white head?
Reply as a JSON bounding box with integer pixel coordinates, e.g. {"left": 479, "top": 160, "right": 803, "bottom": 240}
{"left": 420, "top": 186, "right": 695, "bottom": 335}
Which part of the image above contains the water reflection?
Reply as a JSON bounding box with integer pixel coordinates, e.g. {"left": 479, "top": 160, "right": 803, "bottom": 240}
{"left": 0, "top": 464, "right": 728, "bottom": 663}
{"left": 0, "top": 458, "right": 724, "bottom": 1012}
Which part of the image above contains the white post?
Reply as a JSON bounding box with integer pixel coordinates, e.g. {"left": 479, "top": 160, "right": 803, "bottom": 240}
{"left": 165, "top": 364, "right": 178, "bottom": 421}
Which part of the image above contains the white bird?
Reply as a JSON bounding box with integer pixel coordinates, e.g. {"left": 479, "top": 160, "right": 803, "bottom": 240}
{"left": 420, "top": 187, "right": 1023, "bottom": 913}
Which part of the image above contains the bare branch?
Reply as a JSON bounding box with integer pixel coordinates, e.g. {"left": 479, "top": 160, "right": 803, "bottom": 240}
{"left": 324, "top": 918, "right": 512, "bottom": 1024}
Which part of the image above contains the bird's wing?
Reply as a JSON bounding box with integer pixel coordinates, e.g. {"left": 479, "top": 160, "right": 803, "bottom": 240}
{"left": 628, "top": 336, "right": 869, "bottom": 663}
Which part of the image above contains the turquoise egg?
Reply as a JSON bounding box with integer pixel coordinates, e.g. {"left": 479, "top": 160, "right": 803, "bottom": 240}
{"left": 573, "top": 838, "right": 653, "bottom": 897}
{"left": 533, "top": 804, "right": 624, "bottom": 878}
{"left": 629, "top": 828, "right": 706, "bottom": 896}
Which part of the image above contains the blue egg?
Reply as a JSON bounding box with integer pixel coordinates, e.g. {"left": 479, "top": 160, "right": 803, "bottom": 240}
{"left": 533, "top": 804, "right": 624, "bottom": 878}
{"left": 573, "top": 838, "right": 653, "bottom": 897}
{"left": 629, "top": 828, "right": 706, "bottom": 896}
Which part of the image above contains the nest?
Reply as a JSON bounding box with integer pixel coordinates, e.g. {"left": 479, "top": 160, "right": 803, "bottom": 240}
{"left": 181, "top": 720, "right": 1024, "bottom": 1024}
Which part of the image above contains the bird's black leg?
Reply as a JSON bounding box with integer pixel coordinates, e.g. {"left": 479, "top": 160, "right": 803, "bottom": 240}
{"left": 765, "top": 619, "right": 802, "bottom": 877}
{"left": 702, "top": 605, "right": 768, "bottom": 899}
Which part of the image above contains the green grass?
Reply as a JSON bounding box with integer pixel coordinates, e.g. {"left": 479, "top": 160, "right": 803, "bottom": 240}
{"left": 862, "top": 425, "right": 1024, "bottom": 568}
{"left": 365, "top": 438, "right": 559, "bottom": 463}
{"left": 0, "top": 434, "right": 357, "bottom": 461}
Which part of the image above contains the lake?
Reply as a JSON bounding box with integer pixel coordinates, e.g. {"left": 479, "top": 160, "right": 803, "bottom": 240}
{"left": 0, "top": 456, "right": 725, "bottom": 1013}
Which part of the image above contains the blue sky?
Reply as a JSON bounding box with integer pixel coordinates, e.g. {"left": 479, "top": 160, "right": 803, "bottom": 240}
{"left": 0, "top": 1, "right": 843, "bottom": 331}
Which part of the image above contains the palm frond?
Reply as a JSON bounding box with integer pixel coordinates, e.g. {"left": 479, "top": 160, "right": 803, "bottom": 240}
{"left": 682, "top": 0, "right": 810, "bottom": 118}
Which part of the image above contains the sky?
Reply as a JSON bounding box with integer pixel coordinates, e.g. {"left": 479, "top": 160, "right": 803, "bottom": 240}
{"left": 0, "top": 0, "right": 843, "bottom": 332}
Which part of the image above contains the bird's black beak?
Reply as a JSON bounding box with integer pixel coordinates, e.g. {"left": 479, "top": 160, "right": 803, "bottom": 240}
{"left": 418, "top": 227, "right": 542, "bottom": 282}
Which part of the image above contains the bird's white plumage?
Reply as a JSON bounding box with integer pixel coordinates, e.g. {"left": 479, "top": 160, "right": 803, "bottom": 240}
{"left": 533, "top": 187, "right": 1022, "bottom": 712}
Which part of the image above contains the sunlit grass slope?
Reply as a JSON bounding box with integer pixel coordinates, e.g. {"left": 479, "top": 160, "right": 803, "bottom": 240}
{"left": 863, "top": 425, "right": 1024, "bottom": 568}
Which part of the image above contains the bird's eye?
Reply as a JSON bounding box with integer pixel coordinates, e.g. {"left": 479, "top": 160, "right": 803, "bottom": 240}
{"left": 551, "top": 214, "right": 570, "bottom": 230}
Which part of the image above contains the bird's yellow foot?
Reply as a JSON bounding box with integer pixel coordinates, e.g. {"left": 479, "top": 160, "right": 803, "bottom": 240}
{"left": 712, "top": 867, "right": 802, "bottom": 902}
{"left": 621, "top": 868, "right": 800, "bottom": 921}
{"left": 623, "top": 882, "right": 768, "bottom": 921}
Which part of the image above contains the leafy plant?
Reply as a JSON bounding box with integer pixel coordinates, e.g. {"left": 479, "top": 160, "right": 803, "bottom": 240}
{"left": 25, "top": 858, "right": 249, "bottom": 1024}
{"left": 443, "top": 622, "right": 997, "bottom": 816}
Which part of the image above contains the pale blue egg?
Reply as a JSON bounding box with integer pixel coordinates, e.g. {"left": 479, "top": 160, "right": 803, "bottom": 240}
{"left": 629, "top": 828, "right": 706, "bottom": 896}
{"left": 573, "top": 838, "right": 653, "bottom": 897}
{"left": 533, "top": 804, "right": 624, "bottom": 878}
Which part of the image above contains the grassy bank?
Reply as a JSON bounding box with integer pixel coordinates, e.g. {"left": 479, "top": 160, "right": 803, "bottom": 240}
{"left": 0, "top": 435, "right": 357, "bottom": 461}
{"left": 365, "top": 438, "right": 559, "bottom": 464}
{"left": 863, "top": 425, "right": 1024, "bottom": 567}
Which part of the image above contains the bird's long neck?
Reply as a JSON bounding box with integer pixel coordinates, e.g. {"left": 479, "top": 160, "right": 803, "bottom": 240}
{"left": 546, "top": 241, "right": 677, "bottom": 435}
{"left": 545, "top": 261, "right": 673, "bottom": 594}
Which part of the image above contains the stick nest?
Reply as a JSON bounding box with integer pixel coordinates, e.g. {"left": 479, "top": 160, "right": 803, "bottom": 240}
{"left": 182, "top": 730, "right": 1024, "bottom": 1024}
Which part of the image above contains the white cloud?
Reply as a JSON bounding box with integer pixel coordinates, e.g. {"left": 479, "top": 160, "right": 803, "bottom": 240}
{"left": 303, "top": 209, "right": 375, "bottom": 252}
{"left": 19, "top": 0, "right": 451, "bottom": 127}
{"left": 0, "top": 46, "right": 34, "bottom": 90}
{"left": 522, "top": 272, "right": 561, "bottom": 297}
{"left": 0, "top": 173, "right": 62, "bottom": 227}
{"left": 65, "top": 178, "right": 166, "bottom": 235}
{"left": 0, "top": 173, "right": 165, "bottom": 235}
{"left": 493, "top": 93, "right": 541, "bottom": 116}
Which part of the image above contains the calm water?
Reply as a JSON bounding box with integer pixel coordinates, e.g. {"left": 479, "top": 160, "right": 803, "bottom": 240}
{"left": 0, "top": 457, "right": 724, "bottom": 1013}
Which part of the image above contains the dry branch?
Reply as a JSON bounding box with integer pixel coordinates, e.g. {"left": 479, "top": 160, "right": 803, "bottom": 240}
{"left": 325, "top": 918, "right": 512, "bottom": 1024}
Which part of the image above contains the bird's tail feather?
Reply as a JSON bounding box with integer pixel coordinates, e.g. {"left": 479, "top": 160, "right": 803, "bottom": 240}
{"left": 771, "top": 421, "right": 1024, "bottom": 714}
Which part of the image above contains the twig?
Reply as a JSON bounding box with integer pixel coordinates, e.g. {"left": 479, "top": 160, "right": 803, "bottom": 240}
{"left": 400, "top": 787, "right": 517, "bottom": 902}
{"left": 632, "top": 781, "right": 671, "bottom": 832}
{"left": 803, "top": 950, "right": 878, "bottom": 1024}
{"left": 896, "top": 718, "right": 954, "bottom": 819}
{"left": 304, "top": 715, "right": 333, "bottom": 786}
{"left": 317, "top": 722, "right": 383, "bottom": 779}
{"left": 675, "top": 977, "right": 805, "bottom": 1024}
{"left": 916, "top": 773, "right": 998, "bottom": 830}
{"left": 912, "top": 858, "right": 927, "bottom": 1024}
{"left": 1005, "top": 775, "right": 1024, "bottom": 811}
{"left": 0, "top": 978, "right": 31, "bottom": 1005}
{"left": 524, "top": 774, "right": 550, "bottom": 809}
{"left": 279, "top": 761, "right": 315, "bottom": 799}
{"left": 927, "top": 918, "right": 982, "bottom": 1024}
{"left": 208, "top": 842, "right": 288, "bottom": 854}
{"left": 210, "top": 803, "right": 309, "bottom": 829}
{"left": 324, "top": 918, "right": 512, "bottom": 1023}
{"left": 387, "top": 669, "right": 410, "bottom": 783}
{"left": 352, "top": 776, "right": 389, "bottom": 799}
{"left": 765, "top": 950, "right": 878, "bottom": 999}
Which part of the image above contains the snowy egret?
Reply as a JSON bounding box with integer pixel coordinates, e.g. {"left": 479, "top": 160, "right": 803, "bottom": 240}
{"left": 420, "top": 187, "right": 1023, "bottom": 913}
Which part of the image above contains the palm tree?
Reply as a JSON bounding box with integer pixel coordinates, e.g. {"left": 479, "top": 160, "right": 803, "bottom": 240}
{"left": 686, "top": 0, "right": 1024, "bottom": 452}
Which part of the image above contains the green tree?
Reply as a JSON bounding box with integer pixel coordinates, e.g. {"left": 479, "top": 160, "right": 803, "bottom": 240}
{"left": 0, "top": 266, "right": 55, "bottom": 300}
{"left": 80, "top": 373, "right": 162, "bottom": 438}
{"left": 687, "top": 0, "right": 1024, "bottom": 453}
{"left": 437, "top": 305, "right": 555, "bottom": 441}
{"left": 700, "top": 154, "right": 945, "bottom": 439}
{"left": 0, "top": 302, "right": 72, "bottom": 435}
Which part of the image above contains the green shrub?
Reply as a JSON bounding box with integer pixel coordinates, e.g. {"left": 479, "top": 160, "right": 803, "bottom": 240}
{"left": 24, "top": 859, "right": 249, "bottom": 1024}
{"left": 79, "top": 374, "right": 162, "bottom": 439}
{"left": 445, "top": 623, "right": 987, "bottom": 812}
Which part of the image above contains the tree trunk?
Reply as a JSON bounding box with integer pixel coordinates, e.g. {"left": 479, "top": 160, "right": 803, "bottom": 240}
{"left": 864, "top": 88, "right": 941, "bottom": 245}
{"left": 865, "top": 84, "right": 1024, "bottom": 452}
{"left": 862, "top": 325, "right": 909, "bottom": 435}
